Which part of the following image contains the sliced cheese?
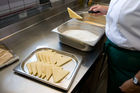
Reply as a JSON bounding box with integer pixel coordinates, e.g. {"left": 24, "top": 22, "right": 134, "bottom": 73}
{"left": 56, "top": 55, "right": 72, "bottom": 66}
{"left": 83, "top": 21, "right": 105, "bottom": 27}
{"left": 42, "top": 51, "right": 47, "bottom": 63}
{"left": 41, "top": 73, "right": 46, "bottom": 79}
{"left": 36, "top": 50, "right": 54, "bottom": 64}
{"left": 36, "top": 52, "right": 41, "bottom": 62}
{"left": 36, "top": 51, "right": 48, "bottom": 63}
{"left": 30, "top": 62, "right": 38, "bottom": 76}
{"left": 36, "top": 62, "right": 42, "bottom": 78}
{"left": 67, "top": 7, "right": 83, "bottom": 19}
{"left": 26, "top": 63, "right": 33, "bottom": 74}
{"left": 55, "top": 54, "right": 62, "bottom": 64}
{"left": 52, "top": 66, "right": 69, "bottom": 83}
{"left": 28, "top": 49, "right": 73, "bottom": 82}
{"left": 49, "top": 52, "right": 57, "bottom": 64}
{"left": 41, "top": 62, "right": 46, "bottom": 79}
{"left": 44, "top": 51, "right": 49, "bottom": 62}
{"left": 44, "top": 63, "right": 52, "bottom": 80}
{"left": 45, "top": 51, "right": 51, "bottom": 64}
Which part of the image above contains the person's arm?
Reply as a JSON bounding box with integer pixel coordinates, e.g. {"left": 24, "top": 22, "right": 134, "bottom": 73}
{"left": 120, "top": 71, "right": 140, "bottom": 93}
{"left": 89, "top": 4, "right": 109, "bottom": 16}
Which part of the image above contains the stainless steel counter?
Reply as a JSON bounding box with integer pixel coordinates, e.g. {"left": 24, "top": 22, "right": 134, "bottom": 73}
{"left": 0, "top": 1, "right": 104, "bottom": 93}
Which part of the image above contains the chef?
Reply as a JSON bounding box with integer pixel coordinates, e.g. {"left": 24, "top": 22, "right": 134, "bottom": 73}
{"left": 89, "top": 0, "right": 140, "bottom": 93}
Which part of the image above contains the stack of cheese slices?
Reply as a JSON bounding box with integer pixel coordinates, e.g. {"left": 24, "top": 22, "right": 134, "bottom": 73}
{"left": 0, "top": 46, "right": 13, "bottom": 66}
{"left": 26, "top": 50, "right": 72, "bottom": 83}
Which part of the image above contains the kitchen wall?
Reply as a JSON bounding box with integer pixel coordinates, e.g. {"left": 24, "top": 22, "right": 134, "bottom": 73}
{"left": 0, "top": 0, "right": 51, "bottom": 28}
{"left": 0, "top": 0, "right": 110, "bottom": 29}
{"left": 0, "top": 0, "right": 110, "bottom": 18}
{"left": 0, "top": 0, "right": 40, "bottom": 16}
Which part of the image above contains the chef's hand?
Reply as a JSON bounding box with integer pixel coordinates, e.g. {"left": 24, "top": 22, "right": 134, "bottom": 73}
{"left": 89, "top": 4, "right": 108, "bottom": 16}
{"left": 120, "top": 71, "right": 140, "bottom": 93}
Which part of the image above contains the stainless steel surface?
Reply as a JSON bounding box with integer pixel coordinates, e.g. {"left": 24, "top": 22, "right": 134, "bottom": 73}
{"left": 52, "top": 19, "right": 104, "bottom": 51}
{"left": 0, "top": 44, "right": 19, "bottom": 69}
{"left": 14, "top": 48, "right": 82, "bottom": 90}
{"left": 0, "top": 1, "right": 105, "bottom": 93}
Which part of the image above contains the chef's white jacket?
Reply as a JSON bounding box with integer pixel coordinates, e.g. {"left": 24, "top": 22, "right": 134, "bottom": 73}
{"left": 106, "top": 0, "right": 140, "bottom": 51}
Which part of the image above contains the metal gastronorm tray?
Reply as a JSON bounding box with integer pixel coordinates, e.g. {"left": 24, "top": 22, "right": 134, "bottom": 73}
{"left": 52, "top": 19, "right": 105, "bottom": 51}
{"left": 13, "top": 48, "right": 82, "bottom": 91}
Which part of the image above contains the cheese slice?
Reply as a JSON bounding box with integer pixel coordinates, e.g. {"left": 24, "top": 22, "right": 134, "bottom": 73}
{"left": 83, "top": 21, "right": 105, "bottom": 27}
{"left": 36, "top": 62, "right": 42, "bottom": 78}
{"left": 30, "top": 62, "right": 38, "bottom": 76}
{"left": 45, "top": 51, "right": 51, "bottom": 64}
{"left": 39, "top": 50, "right": 52, "bottom": 64}
{"left": 44, "top": 63, "right": 52, "bottom": 80}
{"left": 36, "top": 52, "right": 41, "bottom": 62}
{"left": 56, "top": 55, "right": 72, "bottom": 66}
{"left": 52, "top": 66, "right": 69, "bottom": 83}
{"left": 42, "top": 51, "right": 47, "bottom": 63}
{"left": 67, "top": 7, "right": 83, "bottom": 19}
{"left": 41, "top": 73, "right": 46, "bottom": 79}
{"left": 55, "top": 54, "right": 62, "bottom": 64}
{"left": 26, "top": 63, "right": 33, "bottom": 74}
{"left": 36, "top": 51, "right": 48, "bottom": 63}
{"left": 43, "top": 50, "right": 50, "bottom": 62}
{"left": 40, "top": 62, "right": 46, "bottom": 79}
{"left": 50, "top": 52, "right": 57, "bottom": 64}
